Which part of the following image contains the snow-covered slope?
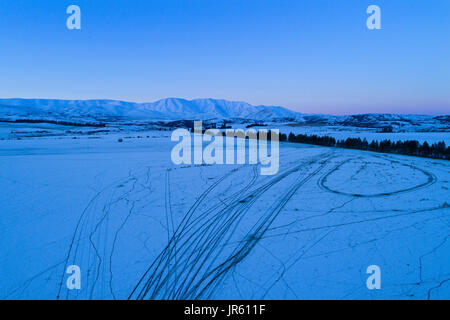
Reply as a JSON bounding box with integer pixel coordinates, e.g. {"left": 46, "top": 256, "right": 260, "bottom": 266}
{"left": 0, "top": 98, "right": 448, "bottom": 131}
{"left": 0, "top": 98, "right": 300, "bottom": 122}
{"left": 296, "top": 114, "right": 450, "bottom": 131}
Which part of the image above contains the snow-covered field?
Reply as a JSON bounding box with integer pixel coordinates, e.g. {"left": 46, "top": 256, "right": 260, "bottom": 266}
{"left": 0, "top": 128, "right": 449, "bottom": 300}
{"left": 271, "top": 125, "right": 450, "bottom": 145}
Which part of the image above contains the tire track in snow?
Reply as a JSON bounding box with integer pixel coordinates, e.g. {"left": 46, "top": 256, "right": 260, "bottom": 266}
{"left": 318, "top": 155, "right": 437, "bottom": 198}
{"left": 129, "top": 152, "right": 333, "bottom": 300}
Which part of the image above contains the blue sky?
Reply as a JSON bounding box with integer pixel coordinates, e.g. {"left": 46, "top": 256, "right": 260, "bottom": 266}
{"left": 0, "top": 0, "right": 448, "bottom": 115}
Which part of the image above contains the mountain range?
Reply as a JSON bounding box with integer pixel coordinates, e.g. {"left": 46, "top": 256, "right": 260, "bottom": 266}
{"left": 0, "top": 98, "right": 448, "bottom": 131}
{"left": 0, "top": 98, "right": 298, "bottom": 121}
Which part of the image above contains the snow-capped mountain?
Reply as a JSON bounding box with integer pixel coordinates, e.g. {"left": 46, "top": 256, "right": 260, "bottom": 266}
{"left": 0, "top": 98, "right": 299, "bottom": 122}
{"left": 0, "top": 98, "right": 448, "bottom": 131}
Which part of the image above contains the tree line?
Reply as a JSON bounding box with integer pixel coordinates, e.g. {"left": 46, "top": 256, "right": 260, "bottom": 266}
{"left": 282, "top": 132, "right": 449, "bottom": 160}
{"left": 1, "top": 119, "right": 106, "bottom": 127}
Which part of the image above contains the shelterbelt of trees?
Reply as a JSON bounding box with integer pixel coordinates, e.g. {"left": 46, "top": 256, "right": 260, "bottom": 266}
{"left": 280, "top": 132, "right": 450, "bottom": 160}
